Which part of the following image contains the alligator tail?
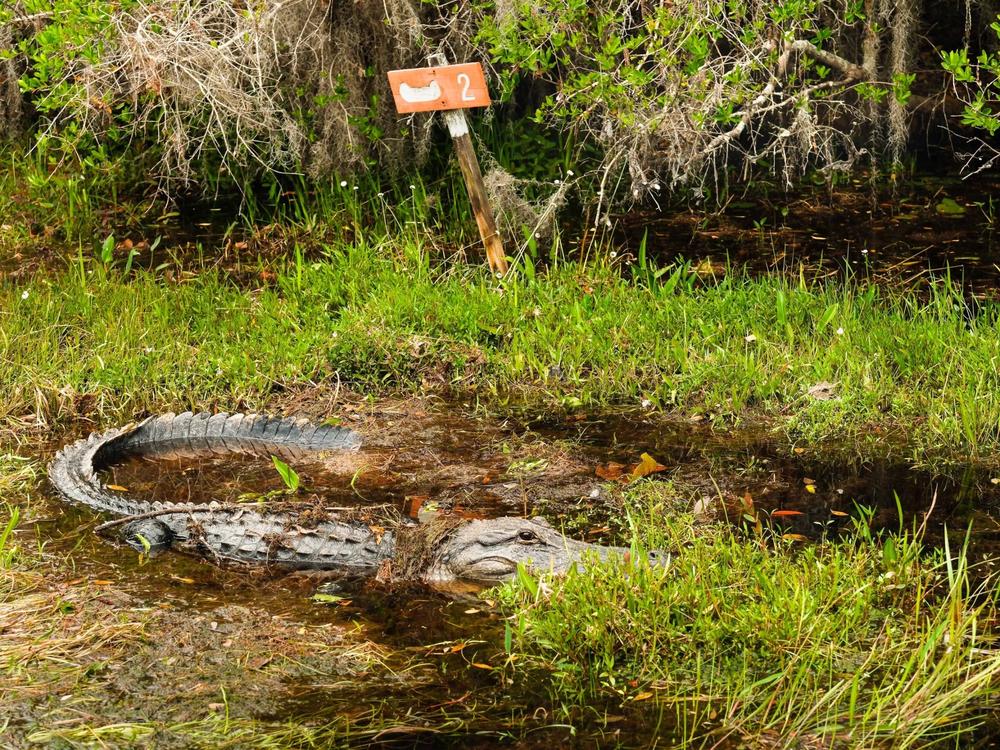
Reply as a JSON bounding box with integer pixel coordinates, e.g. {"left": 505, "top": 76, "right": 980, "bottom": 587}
{"left": 46, "top": 413, "right": 391, "bottom": 572}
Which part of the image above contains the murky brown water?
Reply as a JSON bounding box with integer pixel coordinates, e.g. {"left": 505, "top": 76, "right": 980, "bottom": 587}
{"left": 11, "top": 400, "right": 1000, "bottom": 747}
{"left": 614, "top": 173, "right": 1000, "bottom": 301}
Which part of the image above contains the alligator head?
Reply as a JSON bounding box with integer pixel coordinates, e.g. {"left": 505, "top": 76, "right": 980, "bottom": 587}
{"left": 424, "top": 516, "right": 666, "bottom": 583}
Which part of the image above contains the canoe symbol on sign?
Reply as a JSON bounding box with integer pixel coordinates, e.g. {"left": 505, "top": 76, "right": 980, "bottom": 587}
{"left": 398, "top": 80, "right": 442, "bottom": 104}
{"left": 387, "top": 62, "right": 491, "bottom": 113}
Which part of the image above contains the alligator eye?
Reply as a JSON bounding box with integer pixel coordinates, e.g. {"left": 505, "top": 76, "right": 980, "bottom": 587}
{"left": 517, "top": 529, "right": 539, "bottom": 543}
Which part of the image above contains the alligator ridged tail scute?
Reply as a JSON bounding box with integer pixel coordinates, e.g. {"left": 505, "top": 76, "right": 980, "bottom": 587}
{"left": 47, "top": 412, "right": 389, "bottom": 571}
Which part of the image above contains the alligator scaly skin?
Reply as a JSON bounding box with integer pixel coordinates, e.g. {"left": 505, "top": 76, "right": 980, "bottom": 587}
{"left": 48, "top": 412, "right": 395, "bottom": 570}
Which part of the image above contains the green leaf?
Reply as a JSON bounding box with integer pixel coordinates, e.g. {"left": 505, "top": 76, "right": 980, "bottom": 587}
{"left": 271, "top": 455, "right": 300, "bottom": 491}
{"left": 935, "top": 198, "right": 966, "bottom": 216}
{"left": 100, "top": 234, "right": 115, "bottom": 264}
{"left": 312, "top": 593, "right": 345, "bottom": 604}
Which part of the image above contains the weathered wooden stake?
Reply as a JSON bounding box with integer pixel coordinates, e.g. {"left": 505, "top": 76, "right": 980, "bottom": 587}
{"left": 428, "top": 52, "right": 508, "bottom": 276}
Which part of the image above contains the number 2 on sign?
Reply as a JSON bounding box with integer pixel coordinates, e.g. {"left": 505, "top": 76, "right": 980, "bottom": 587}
{"left": 457, "top": 73, "right": 474, "bottom": 101}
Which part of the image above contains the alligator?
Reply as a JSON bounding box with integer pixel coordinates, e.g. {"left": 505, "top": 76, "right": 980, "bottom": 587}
{"left": 48, "top": 412, "right": 657, "bottom": 583}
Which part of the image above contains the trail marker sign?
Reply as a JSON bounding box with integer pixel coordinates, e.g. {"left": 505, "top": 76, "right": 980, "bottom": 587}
{"left": 388, "top": 62, "right": 491, "bottom": 113}
{"left": 388, "top": 55, "right": 507, "bottom": 275}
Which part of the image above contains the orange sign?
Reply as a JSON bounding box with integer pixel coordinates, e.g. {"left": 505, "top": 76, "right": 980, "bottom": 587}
{"left": 387, "top": 62, "right": 491, "bottom": 114}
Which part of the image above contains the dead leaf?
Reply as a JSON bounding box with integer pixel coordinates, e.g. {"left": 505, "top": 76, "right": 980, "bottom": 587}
{"left": 831, "top": 510, "right": 850, "bottom": 517}
{"left": 169, "top": 575, "right": 196, "bottom": 585}
{"left": 595, "top": 462, "right": 626, "bottom": 481}
{"left": 464, "top": 608, "right": 480, "bottom": 615}
{"left": 471, "top": 662, "right": 493, "bottom": 670}
{"left": 405, "top": 495, "right": 429, "bottom": 516}
{"left": 630, "top": 453, "right": 667, "bottom": 480}
{"left": 771, "top": 510, "right": 804, "bottom": 517}
{"left": 805, "top": 485, "right": 816, "bottom": 494}
{"left": 632, "top": 691, "right": 654, "bottom": 701}
{"left": 793, "top": 447, "right": 806, "bottom": 455}
{"left": 450, "top": 643, "right": 467, "bottom": 653}
{"left": 106, "top": 484, "right": 129, "bottom": 492}
{"left": 92, "top": 579, "right": 114, "bottom": 586}
{"left": 782, "top": 534, "right": 808, "bottom": 542}
{"left": 594, "top": 461, "right": 625, "bottom": 482}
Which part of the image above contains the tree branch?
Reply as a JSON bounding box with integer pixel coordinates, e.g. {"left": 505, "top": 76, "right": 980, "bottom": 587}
{"left": 700, "top": 40, "right": 868, "bottom": 157}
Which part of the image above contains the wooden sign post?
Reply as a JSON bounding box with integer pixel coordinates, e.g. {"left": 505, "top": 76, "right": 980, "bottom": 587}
{"left": 388, "top": 53, "right": 508, "bottom": 276}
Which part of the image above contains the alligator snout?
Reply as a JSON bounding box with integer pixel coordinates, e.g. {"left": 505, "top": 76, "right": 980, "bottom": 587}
{"left": 431, "top": 516, "right": 671, "bottom": 582}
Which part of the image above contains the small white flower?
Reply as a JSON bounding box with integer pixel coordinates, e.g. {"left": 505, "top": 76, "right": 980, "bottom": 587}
{"left": 652, "top": 183, "right": 661, "bottom": 191}
{"left": 20, "top": 290, "right": 29, "bottom": 300}
{"left": 641, "top": 398, "right": 652, "bottom": 408}
{"left": 566, "top": 170, "right": 574, "bottom": 177}
{"left": 861, "top": 248, "right": 869, "bottom": 255}
{"left": 534, "top": 232, "right": 541, "bottom": 239}
{"left": 340, "top": 180, "right": 348, "bottom": 187}
{"left": 836, "top": 327, "right": 844, "bottom": 335}
{"left": 353, "top": 186, "right": 358, "bottom": 191}
{"left": 609, "top": 250, "right": 617, "bottom": 258}
{"left": 409, "top": 184, "right": 416, "bottom": 190}
{"left": 554, "top": 179, "right": 561, "bottom": 185}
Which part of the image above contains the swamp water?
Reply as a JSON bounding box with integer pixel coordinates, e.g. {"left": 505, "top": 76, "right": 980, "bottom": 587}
{"left": 9, "top": 401, "right": 1000, "bottom": 748}
{"left": 614, "top": 173, "right": 1000, "bottom": 302}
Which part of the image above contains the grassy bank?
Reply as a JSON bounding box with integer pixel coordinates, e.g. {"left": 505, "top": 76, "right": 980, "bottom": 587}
{"left": 2, "top": 239, "right": 999, "bottom": 462}
{"left": 497, "top": 482, "right": 1000, "bottom": 747}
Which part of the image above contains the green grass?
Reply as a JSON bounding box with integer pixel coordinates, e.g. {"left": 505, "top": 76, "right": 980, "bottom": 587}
{"left": 1, "top": 240, "right": 1000, "bottom": 462}
{"left": 495, "top": 482, "right": 1000, "bottom": 747}
{"left": 0, "top": 457, "right": 36, "bottom": 571}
